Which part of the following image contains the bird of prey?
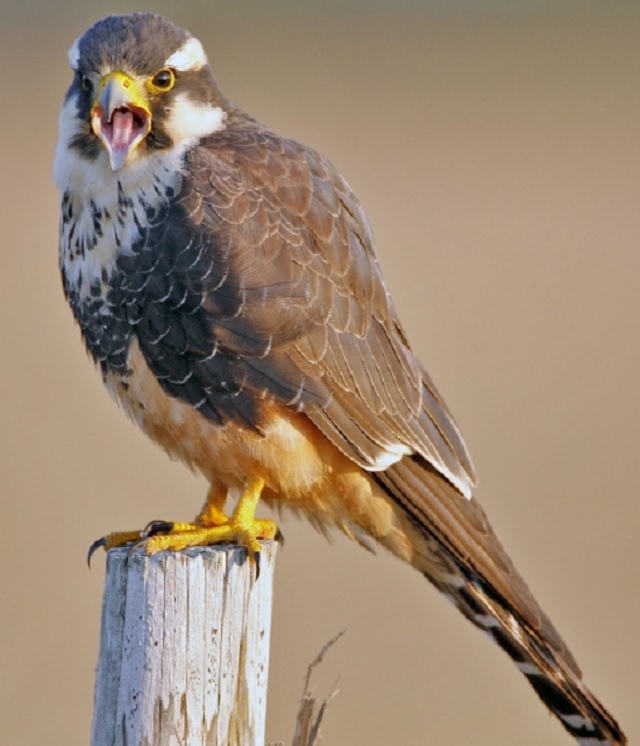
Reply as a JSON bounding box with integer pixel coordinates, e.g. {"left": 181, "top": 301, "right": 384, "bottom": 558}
{"left": 55, "top": 13, "right": 625, "bottom": 744}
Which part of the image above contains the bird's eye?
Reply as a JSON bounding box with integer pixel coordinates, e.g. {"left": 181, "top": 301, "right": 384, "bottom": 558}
{"left": 150, "top": 69, "right": 175, "bottom": 92}
{"left": 81, "top": 74, "right": 92, "bottom": 92}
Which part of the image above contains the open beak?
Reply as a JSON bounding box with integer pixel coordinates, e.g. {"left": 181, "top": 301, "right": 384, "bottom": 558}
{"left": 90, "top": 71, "right": 151, "bottom": 171}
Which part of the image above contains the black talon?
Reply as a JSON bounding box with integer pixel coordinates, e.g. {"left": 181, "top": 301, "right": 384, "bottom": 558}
{"left": 87, "top": 536, "right": 107, "bottom": 568}
{"left": 253, "top": 549, "right": 261, "bottom": 580}
{"left": 141, "top": 520, "right": 174, "bottom": 538}
{"left": 275, "top": 527, "right": 285, "bottom": 546}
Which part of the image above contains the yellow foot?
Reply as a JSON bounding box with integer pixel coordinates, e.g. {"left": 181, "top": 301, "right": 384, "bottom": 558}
{"left": 87, "top": 477, "right": 280, "bottom": 575}
{"left": 141, "top": 516, "right": 279, "bottom": 555}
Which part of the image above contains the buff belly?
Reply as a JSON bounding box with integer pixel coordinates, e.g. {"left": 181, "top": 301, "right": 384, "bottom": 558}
{"left": 102, "top": 338, "right": 416, "bottom": 561}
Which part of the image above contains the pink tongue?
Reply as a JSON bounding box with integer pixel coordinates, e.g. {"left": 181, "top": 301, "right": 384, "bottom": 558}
{"left": 110, "top": 109, "right": 135, "bottom": 149}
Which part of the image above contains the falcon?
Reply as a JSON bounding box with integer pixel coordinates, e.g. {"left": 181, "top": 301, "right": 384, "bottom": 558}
{"left": 55, "top": 13, "right": 625, "bottom": 744}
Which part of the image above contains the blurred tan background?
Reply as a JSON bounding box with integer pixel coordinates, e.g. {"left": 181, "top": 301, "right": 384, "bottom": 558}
{"left": 1, "top": 1, "right": 638, "bottom": 744}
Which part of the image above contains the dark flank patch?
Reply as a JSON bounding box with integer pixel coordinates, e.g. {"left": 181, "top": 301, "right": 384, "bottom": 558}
{"left": 124, "top": 194, "right": 271, "bottom": 429}
{"left": 64, "top": 165, "right": 324, "bottom": 431}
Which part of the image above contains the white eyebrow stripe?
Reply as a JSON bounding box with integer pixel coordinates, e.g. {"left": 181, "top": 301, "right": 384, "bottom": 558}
{"left": 68, "top": 37, "right": 81, "bottom": 69}
{"left": 164, "top": 37, "right": 208, "bottom": 71}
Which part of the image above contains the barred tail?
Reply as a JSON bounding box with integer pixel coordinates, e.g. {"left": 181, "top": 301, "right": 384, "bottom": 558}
{"left": 449, "top": 572, "right": 626, "bottom": 745}
{"left": 374, "top": 455, "right": 626, "bottom": 744}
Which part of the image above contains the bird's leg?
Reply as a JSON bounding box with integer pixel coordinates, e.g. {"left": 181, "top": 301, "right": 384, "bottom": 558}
{"left": 136, "top": 477, "right": 279, "bottom": 559}
{"left": 88, "top": 478, "right": 280, "bottom": 566}
{"left": 194, "top": 484, "right": 230, "bottom": 527}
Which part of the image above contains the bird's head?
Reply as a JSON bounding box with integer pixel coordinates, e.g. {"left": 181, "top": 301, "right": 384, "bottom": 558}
{"left": 58, "top": 13, "right": 228, "bottom": 173}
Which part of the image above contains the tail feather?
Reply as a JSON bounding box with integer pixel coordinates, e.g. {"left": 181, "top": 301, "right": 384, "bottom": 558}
{"left": 461, "top": 575, "right": 626, "bottom": 745}
{"left": 374, "top": 455, "right": 626, "bottom": 745}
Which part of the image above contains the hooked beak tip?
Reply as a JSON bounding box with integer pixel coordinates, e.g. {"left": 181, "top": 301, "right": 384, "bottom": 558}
{"left": 90, "top": 73, "right": 151, "bottom": 171}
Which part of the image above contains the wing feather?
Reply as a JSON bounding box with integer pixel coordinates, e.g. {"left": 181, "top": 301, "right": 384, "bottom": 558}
{"left": 129, "top": 117, "right": 474, "bottom": 479}
{"left": 138, "top": 122, "right": 474, "bottom": 484}
{"left": 374, "top": 454, "right": 578, "bottom": 670}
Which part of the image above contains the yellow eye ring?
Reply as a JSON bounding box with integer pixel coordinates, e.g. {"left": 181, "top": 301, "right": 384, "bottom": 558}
{"left": 149, "top": 68, "right": 175, "bottom": 93}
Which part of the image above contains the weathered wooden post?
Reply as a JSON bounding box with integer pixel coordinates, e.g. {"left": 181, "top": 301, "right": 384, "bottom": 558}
{"left": 90, "top": 543, "right": 277, "bottom": 746}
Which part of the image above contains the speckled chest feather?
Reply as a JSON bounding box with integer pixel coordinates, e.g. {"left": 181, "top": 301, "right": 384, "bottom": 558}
{"left": 60, "top": 163, "right": 179, "bottom": 374}
{"left": 58, "top": 144, "right": 276, "bottom": 432}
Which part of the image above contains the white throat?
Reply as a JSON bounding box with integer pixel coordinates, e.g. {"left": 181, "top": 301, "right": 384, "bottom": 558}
{"left": 55, "top": 81, "right": 227, "bottom": 303}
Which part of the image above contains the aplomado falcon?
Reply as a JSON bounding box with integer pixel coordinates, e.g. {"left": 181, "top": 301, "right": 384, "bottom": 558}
{"left": 54, "top": 13, "right": 625, "bottom": 744}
